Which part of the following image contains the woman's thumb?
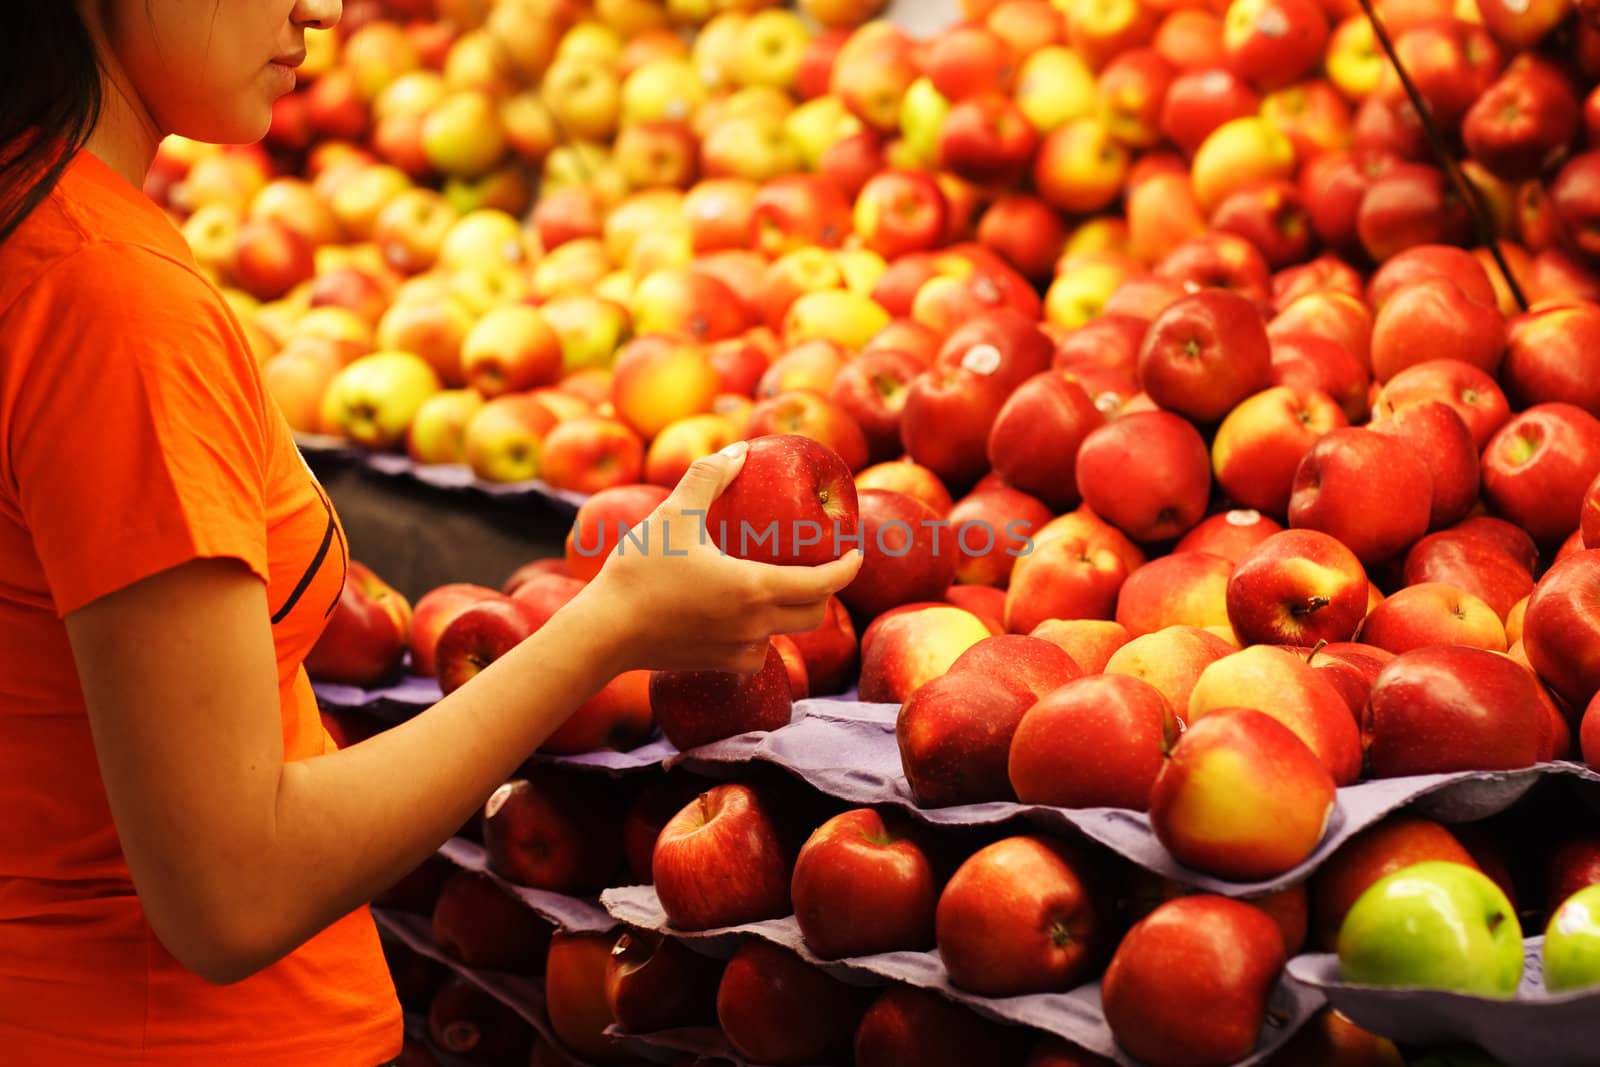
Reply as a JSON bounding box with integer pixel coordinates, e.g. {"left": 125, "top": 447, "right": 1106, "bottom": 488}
{"left": 667, "top": 440, "right": 748, "bottom": 513}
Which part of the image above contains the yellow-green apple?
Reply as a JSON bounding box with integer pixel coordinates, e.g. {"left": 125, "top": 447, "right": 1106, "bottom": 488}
{"left": 643, "top": 413, "right": 740, "bottom": 488}
{"left": 319, "top": 349, "right": 443, "bottom": 449}
{"left": 1159, "top": 67, "right": 1262, "bottom": 159}
{"left": 652, "top": 782, "right": 794, "bottom": 930}
{"left": 406, "top": 388, "right": 486, "bottom": 466}
{"left": 606, "top": 335, "right": 719, "bottom": 442}
{"left": 858, "top": 603, "right": 990, "bottom": 704}
{"left": 460, "top": 394, "right": 557, "bottom": 484}
{"left": 1357, "top": 163, "right": 1474, "bottom": 264}
{"left": 725, "top": 7, "right": 811, "bottom": 91}
{"left": 539, "top": 55, "right": 620, "bottom": 143}
{"left": 855, "top": 985, "right": 1031, "bottom": 1067}
{"left": 986, "top": 371, "right": 1106, "bottom": 513}
{"left": 704, "top": 432, "right": 860, "bottom": 566}
{"left": 1358, "top": 582, "right": 1507, "bottom": 654}
{"left": 302, "top": 560, "right": 412, "bottom": 687}
{"left": 457, "top": 305, "right": 561, "bottom": 399}
{"left": 1028, "top": 618, "right": 1133, "bottom": 673}
{"left": 936, "top": 92, "right": 1039, "bottom": 187}
{"left": 1076, "top": 410, "right": 1213, "bottom": 543}
{"left": 1187, "top": 643, "right": 1364, "bottom": 783}
{"left": 1190, "top": 115, "right": 1296, "bottom": 214}
{"left": 852, "top": 169, "right": 950, "bottom": 261}
{"left": 841, "top": 490, "right": 960, "bottom": 626}
{"left": 430, "top": 868, "right": 554, "bottom": 975}
{"left": 1151, "top": 706, "right": 1336, "bottom": 878}
{"left": 1402, "top": 528, "right": 1536, "bottom": 622}
{"left": 1226, "top": 528, "right": 1370, "bottom": 646}
{"left": 944, "top": 485, "right": 1052, "bottom": 588}
{"left": 790, "top": 807, "right": 939, "bottom": 959}
{"left": 433, "top": 596, "right": 543, "bottom": 695}
{"left": 1032, "top": 117, "right": 1129, "bottom": 215}
{"left": 1337, "top": 861, "right": 1524, "bottom": 996}
{"left": 1137, "top": 288, "right": 1273, "bottom": 424}
{"left": 781, "top": 288, "right": 892, "bottom": 354}
{"left": 1368, "top": 400, "right": 1481, "bottom": 530}
{"left": 1268, "top": 332, "right": 1369, "bottom": 423}
{"left": 407, "top": 583, "right": 503, "bottom": 679}
{"left": 1102, "top": 623, "right": 1236, "bottom": 716}
{"left": 853, "top": 460, "right": 954, "bottom": 515}
{"left": 1102, "top": 895, "right": 1288, "bottom": 1066}
{"left": 434, "top": 208, "right": 529, "bottom": 276}
{"left": 1011, "top": 43, "right": 1097, "bottom": 136}
{"left": 1287, "top": 427, "right": 1433, "bottom": 565}
{"left": 1309, "top": 815, "right": 1480, "bottom": 951}
{"left": 1523, "top": 549, "right": 1600, "bottom": 708}
{"left": 1371, "top": 358, "right": 1512, "bottom": 450}
{"left": 1209, "top": 181, "right": 1317, "bottom": 271}
{"left": 482, "top": 774, "right": 625, "bottom": 893}
{"left": 1482, "top": 403, "right": 1600, "bottom": 547}
{"left": 604, "top": 928, "right": 722, "bottom": 1035}
{"left": 538, "top": 416, "right": 646, "bottom": 496}
{"left": 1221, "top": 0, "right": 1329, "bottom": 91}
{"left": 650, "top": 642, "right": 794, "bottom": 751}
{"left": 1461, "top": 58, "right": 1580, "bottom": 183}
{"left": 716, "top": 940, "right": 872, "bottom": 1066}
{"left": 1211, "top": 385, "right": 1348, "bottom": 518}
{"left": 563, "top": 484, "right": 672, "bottom": 584}
{"left": 1174, "top": 509, "right": 1284, "bottom": 565}
{"left": 824, "top": 349, "right": 921, "bottom": 466}
{"left": 1502, "top": 303, "right": 1600, "bottom": 415}
{"left": 1370, "top": 278, "right": 1506, "bottom": 384}
{"left": 1008, "top": 673, "right": 1180, "bottom": 810}
{"left": 936, "top": 835, "right": 1111, "bottom": 996}
{"left": 1543, "top": 884, "right": 1600, "bottom": 992}
{"left": 1115, "top": 553, "right": 1235, "bottom": 636}
{"left": 1004, "top": 529, "right": 1132, "bottom": 633}
{"left": 1364, "top": 644, "right": 1547, "bottom": 777}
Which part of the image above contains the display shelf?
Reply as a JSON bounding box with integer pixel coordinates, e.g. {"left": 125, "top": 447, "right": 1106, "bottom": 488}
{"left": 1289, "top": 939, "right": 1600, "bottom": 1067}
{"left": 598, "top": 884, "right": 1322, "bottom": 1067}
{"left": 436, "top": 836, "right": 621, "bottom": 936}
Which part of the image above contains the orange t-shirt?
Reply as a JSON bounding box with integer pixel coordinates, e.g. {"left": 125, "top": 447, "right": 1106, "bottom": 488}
{"left": 0, "top": 149, "right": 402, "bottom": 1064}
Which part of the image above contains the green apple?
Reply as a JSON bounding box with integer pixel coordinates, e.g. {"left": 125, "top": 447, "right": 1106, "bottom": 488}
{"left": 1543, "top": 884, "right": 1600, "bottom": 992}
{"left": 897, "top": 77, "right": 950, "bottom": 165}
{"left": 1337, "top": 861, "right": 1524, "bottom": 997}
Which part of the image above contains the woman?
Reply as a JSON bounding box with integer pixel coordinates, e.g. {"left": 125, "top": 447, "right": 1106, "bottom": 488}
{"left": 0, "top": 2, "right": 861, "bottom": 1063}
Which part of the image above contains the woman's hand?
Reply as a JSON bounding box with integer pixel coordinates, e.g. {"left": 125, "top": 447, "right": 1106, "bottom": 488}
{"left": 579, "top": 441, "right": 863, "bottom": 675}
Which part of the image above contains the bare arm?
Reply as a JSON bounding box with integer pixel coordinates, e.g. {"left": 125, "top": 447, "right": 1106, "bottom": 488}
{"left": 64, "top": 448, "right": 862, "bottom": 983}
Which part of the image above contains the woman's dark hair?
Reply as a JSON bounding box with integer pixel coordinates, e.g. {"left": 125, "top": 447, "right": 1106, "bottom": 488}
{"left": 0, "top": 3, "right": 104, "bottom": 246}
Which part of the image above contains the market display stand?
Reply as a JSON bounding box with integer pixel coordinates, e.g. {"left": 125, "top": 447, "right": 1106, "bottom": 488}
{"left": 323, "top": 678, "right": 1600, "bottom": 1067}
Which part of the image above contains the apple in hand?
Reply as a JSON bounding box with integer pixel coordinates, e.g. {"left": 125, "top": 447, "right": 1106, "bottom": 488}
{"left": 1008, "top": 673, "right": 1180, "bottom": 810}
{"left": 652, "top": 782, "right": 793, "bottom": 932}
{"left": 716, "top": 940, "right": 873, "bottom": 1067}
{"left": 705, "top": 433, "right": 860, "bottom": 566}
{"left": 1101, "top": 894, "right": 1287, "bottom": 1067}
{"left": 1363, "top": 645, "right": 1546, "bottom": 778}
{"left": 791, "top": 807, "right": 939, "bottom": 960}
{"left": 433, "top": 596, "right": 541, "bottom": 696}
{"left": 303, "top": 560, "right": 413, "bottom": 687}
{"left": 1226, "top": 529, "right": 1370, "bottom": 647}
{"left": 649, "top": 640, "right": 794, "bottom": 751}
{"left": 604, "top": 927, "right": 723, "bottom": 1033}
{"left": 935, "top": 835, "right": 1110, "bottom": 997}
{"left": 1337, "top": 861, "right": 1523, "bottom": 996}
{"left": 1544, "top": 885, "right": 1600, "bottom": 992}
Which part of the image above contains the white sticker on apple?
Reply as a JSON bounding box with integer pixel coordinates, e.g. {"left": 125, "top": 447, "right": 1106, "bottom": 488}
{"left": 1226, "top": 509, "right": 1264, "bottom": 527}
{"left": 1259, "top": 7, "right": 1289, "bottom": 37}
{"left": 1558, "top": 900, "right": 1595, "bottom": 936}
{"left": 961, "top": 343, "right": 1002, "bottom": 376}
{"left": 485, "top": 782, "right": 514, "bottom": 820}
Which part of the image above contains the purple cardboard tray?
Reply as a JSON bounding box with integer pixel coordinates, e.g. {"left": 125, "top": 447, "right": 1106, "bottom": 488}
{"left": 437, "top": 837, "right": 621, "bottom": 936}
{"left": 673, "top": 699, "right": 1600, "bottom": 898}
{"left": 599, "top": 884, "right": 1322, "bottom": 1066}
{"left": 1289, "top": 937, "right": 1600, "bottom": 1067}
{"left": 603, "top": 1026, "right": 755, "bottom": 1067}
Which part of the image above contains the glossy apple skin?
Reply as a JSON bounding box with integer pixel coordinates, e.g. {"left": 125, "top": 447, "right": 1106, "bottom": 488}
{"left": 481, "top": 774, "right": 625, "bottom": 894}
{"left": 1369, "top": 400, "right": 1481, "bottom": 531}
{"left": 790, "top": 808, "right": 939, "bottom": 960}
{"left": 303, "top": 560, "right": 412, "bottom": 687}
{"left": 1363, "top": 645, "right": 1547, "bottom": 778}
{"left": 1114, "top": 551, "right": 1234, "bottom": 636}
{"left": 1309, "top": 816, "right": 1481, "bottom": 951}
{"left": 839, "top": 489, "right": 960, "bottom": 623}
{"left": 1226, "top": 528, "right": 1370, "bottom": 647}
{"left": 705, "top": 432, "right": 861, "bottom": 566}
{"left": 1076, "top": 410, "right": 1213, "bottom": 543}
{"left": 1174, "top": 509, "right": 1284, "bottom": 565}
{"left": 897, "top": 668, "right": 1038, "bottom": 807}
{"left": 1336, "top": 861, "right": 1524, "bottom": 997}
{"left": 1503, "top": 303, "right": 1600, "bottom": 417}
{"left": 649, "top": 641, "right": 794, "bottom": 751}
{"left": 1009, "top": 673, "right": 1179, "bottom": 810}
{"left": 543, "top": 931, "right": 630, "bottom": 1065}
{"left": 946, "top": 484, "right": 1054, "bottom": 588}
{"left": 1481, "top": 403, "right": 1600, "bottom": 547}
{"left": 1101, "top": 895, "right": 1287, "bottom": 1067}
{"left": 1005, "top": 530, "right": 1133, "bottom": 634}
{"left": 564, "top": 484, "right": 672, "bottom": 584}
{"left": 854, "top": 984, "right": 1030, "bottom": 1067}
{"left": 1136, "top": 290, "right": 1274, "bottom": 425}
{"left": 603, "top": 927, "right": 723, "bottom": 1034}
{"left": 430, "top": 869, "right": 553, "bottom": 975}
{"left": 935, "top": 835, "right": 1111, "bottom": 997}
{"left": 1212, "top": 385, "right": 1349, "bottom": 519}
{"left": 651, "top": 782, "right": 794, "bottom": 932}
{"left": 1150, "top": 707, "right": 1338, "bottom": 880}
{"left": 407, "top": 582, "right": 501, "bottom": 679}
{"left": 1543, "top": 884, "right": 1600, "bottom": 993}
{"left": 1402, "top": 528, "right": 1536, "bottom": 622}
{"left": 987, "top": 371, "right": 1107, "bottom": 513}
{"left": 433, "top": 597, "right": 542, "bottom": 696}
{"left": 1287, "top": 427, "right": 1433, "bottom": 566}
{"left": 1371, "top": 357, "right": 1511, "bottom": 451}
{"left": 1522, "top": 548, "right": 1600, "bottom": 708}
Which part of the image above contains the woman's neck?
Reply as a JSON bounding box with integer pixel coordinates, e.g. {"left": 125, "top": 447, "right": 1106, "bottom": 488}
{"left": 75, "top": 9, "right": 162, "bottom": 190}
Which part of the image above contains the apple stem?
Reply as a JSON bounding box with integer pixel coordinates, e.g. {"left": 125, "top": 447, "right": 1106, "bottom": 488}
{"left": 1305, "top": 639, "right": 1328, "bottom": 664}
{"left": 1291, "top": 596, "right": 1330, "bottom": 617}
{"left": 1354, "top": 0, "right": 1529, "bottom": 313}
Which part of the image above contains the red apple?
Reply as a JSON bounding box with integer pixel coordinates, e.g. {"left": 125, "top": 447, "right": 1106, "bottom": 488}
{"left": 840, "top": 489, "right": 960, "bottom": 624}
{"left": 1368, "top": 400, "right": 1481, "bottom": 530}
{"left": 651, "top": 782, "right": 793, "bottom": 931}
{"left": 853, "top": 168, "right": 951, "bottom": 260}
{"left": 1522, "top": 549, "right": 1600, "bottom": 708}
{"left": 1370, "top": 277, "right": 1506, "bottom": 383}
{"left": 1287, "top": 427, "right": 1433, "bottom": 565}
{"left": 1115, "top": 552, "right": 1235, "bottom": 636}
{"left": 987, "top": 371, "right": 1107, "bottom": 513}
{"left": 704, "top": 432, "right": 861, "bottom": 566}
{"left": 603, "top": 927, "right": 723, "bottom": 1034}
{"left": 1211, "top": 385, "right": 1350, "bottom": 519}
{"left": 431, "top": 869, "right": 553, "bottom": 974}
{"left": 1502, "top": 302, "right": 1600, "bottom": 417}
{"left": 791, "top": 807, "right": 940, "bottom": 959}
{"left": 1137, "top": 288, "right": 1273, "bottom": 424}
{"left": 945, "top": 485, "right": 1053, "bottom": 588}
{"left": 432, "top": 596, "right": 541, "bottom": 695}
{"left": 1226, "top": 528, "right": 1370, "bottom": 647}
{"left": 303, "top": 560, "right": 412, "bottom": 688}
{"left": 828, "top": 348, "right": 925, "bottom": 466}
{"left": 1008, "top": 673, "right": 1180, "bottom": 810}
{"left": 896, "top": 668, "right": 1039, "bottom": 807}
{"left": 649, "top": 640, "right": 794, "bottom": 751}
{"left": 1372, "top": 357, "right": 1512, "bottom": 450}
{"left": 538, "top": 415, "right": 647, "bottom": 497}
{"left": 427, "top": 975, "right": 535, "bottom": 1064}
{"left": 1076, "top": 410, "right": 1213, "bottom": 544}
{"left": 544, "top": 931, "right": 630, "bottom": 1065}
{"left": 1481, "top": 403, "right": 1600, "bottom": 547}
{"left": 716, "top": 940, "right": 872, "bottom": 1066}
{"left": 1174, "top": 508, "right": 1285, "bottom": 564}
{"left": 854, "top": 984, "right": 1029, "bottom": 1067}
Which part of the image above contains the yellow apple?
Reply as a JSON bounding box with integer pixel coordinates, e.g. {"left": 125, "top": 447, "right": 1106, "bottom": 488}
{"left": 1190, "top": 115, "right": 1297, "bottom": 213}
{"left": 407, "top": 388, "right": 487, "bottom": 465}
{"left": 730, "top": 8, "right": 813, "bottom": 90}
{"left": 1014, "top": 44, "right": 1099, "bottom": 133}
{"left": 541, "top": 56, "right": 623, "bottom": 144}
{"left": 436, "top": 209, "right": 531, "bottom": 274}
{"left": 621, "top": 57, "right": 707, "bottom": 126}
{"left": 783, "top": 289, "right": 891, "bottom": 351}
{"left": 784, "top": 95, "right": 864, "bottom": 171}
{"left": 319, "top": 349, "right": 444, "bottom": 449}
{"left": 421, "top": 90, "right": 508, "bottom": 179}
